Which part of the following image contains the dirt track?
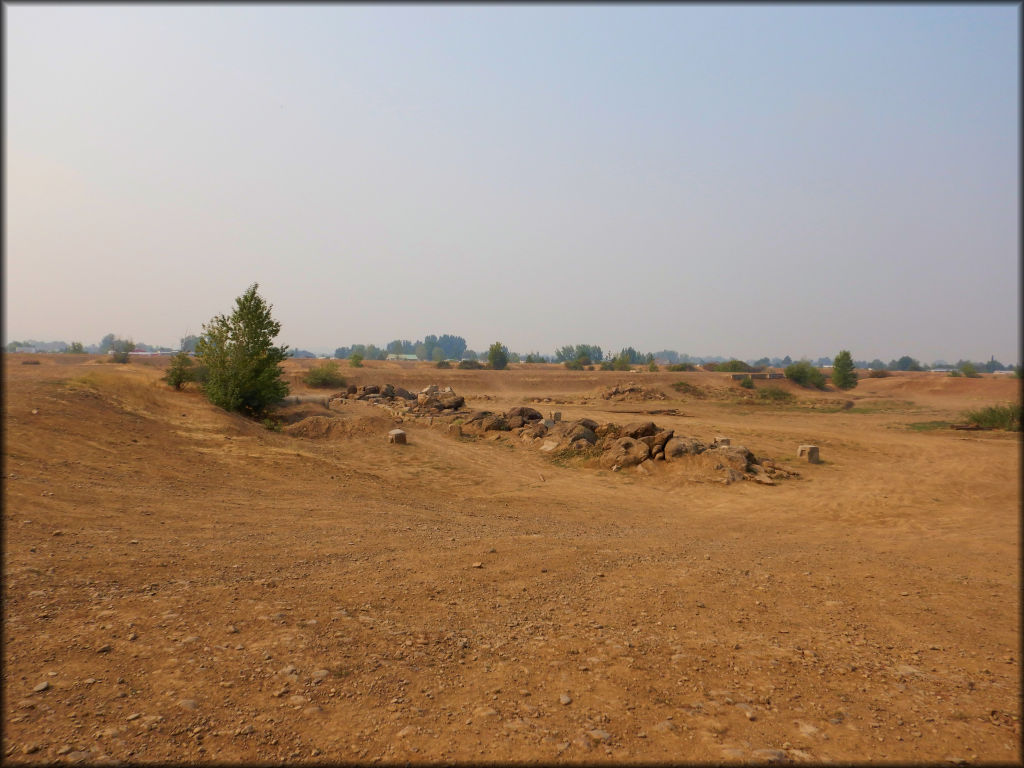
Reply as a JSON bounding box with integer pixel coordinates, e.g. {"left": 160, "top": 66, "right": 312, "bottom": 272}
{"left": 3, "top": 355, "right": 1020, "bottom": 763}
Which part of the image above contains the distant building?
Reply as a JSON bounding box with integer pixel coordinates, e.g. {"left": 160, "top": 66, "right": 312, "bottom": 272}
{"left": 386, "top": 354, "right": 420, "bottom": 361}
{"left": 13, "top": 346, "right": 38, "bottom": 354}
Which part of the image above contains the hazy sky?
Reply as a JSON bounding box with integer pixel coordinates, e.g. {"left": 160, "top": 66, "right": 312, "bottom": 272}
{"left": 5, "top": 4, "right": 1019, "bottom": 362}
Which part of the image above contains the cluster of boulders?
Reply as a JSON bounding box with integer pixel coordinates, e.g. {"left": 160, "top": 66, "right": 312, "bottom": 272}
{"left": 601, "top": 382, "right": 666, "bottom": 401}
{"left": 453, "top": 407, "right": 792, "bottom": 484}
{"left": 333, "top": 383, "right": 465, "bottom": 414}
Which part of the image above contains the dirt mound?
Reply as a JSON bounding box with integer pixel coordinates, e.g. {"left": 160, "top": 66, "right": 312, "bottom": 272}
{"left": 600, "top": 381, "right": 667, "bottom": 401}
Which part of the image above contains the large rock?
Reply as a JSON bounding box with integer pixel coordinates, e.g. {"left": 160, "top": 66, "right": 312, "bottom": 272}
{"left": 664, "top": 437, "right": 706, "bottom": 459}
{"left": 622, "top": 421, "right": 658, "bottom": 439}
{"left": 507, "top": 406, "right": 543, "bottom": 422}
{"left": 652, "top": 429, "right": 674, "bottom": 452}
{"left": 480, "top": 414, "right": 510, "bottom": 432}
{"left": 437, "top": 392, "right": 464, "bottom": 410}
{"left": 565, "top": 424, "right": 597, "bottom": 445}
{"left": 578, "top": 418, "right": 599, "bottom": 431}
{"left": 393, "top": 386, "right": 415, "bottom": 400}
{"left": 599, "top": 437, "right": 650, "bottom": 469}
{"left": 594, "top": 423, "right": 620, "bottom": 439}
{"left": 708, "top": 445, "right": 755, "bottom": 472}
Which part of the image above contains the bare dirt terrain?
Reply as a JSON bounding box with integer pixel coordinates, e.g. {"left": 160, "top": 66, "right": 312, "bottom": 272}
{"left": 3, "top": 355, "right": 1020, "bottom": 764}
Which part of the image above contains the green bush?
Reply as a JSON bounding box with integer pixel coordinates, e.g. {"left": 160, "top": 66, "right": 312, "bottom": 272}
{"left": 304, "top": 361, "right": 346, "bottom": 388}
{"left": 599, "top": 360, "right": 614, "bottom": 371}
{"left": 109, "top": 338, "right": 135, "bottom": 364}
{"left": 739, "top": 375, "right": 754, "bottom": 389}
{"left": 349, "top": 353, "right": 364, "bottom": 368}
{"left": 196, "top": 284, "right": 289, "bottom": 416}
{"left": 758, "top": 385, "right": 795, "bottom": 403}
{"left": 962, "top": 403, "right": 1020, "bottom": 431}
{"left": 163, "top": 351, "right": 196, "bottom": 390}
{"left": 671, "top": 381, "right": 705, "bottom": 397}
{"left": 436, "top": 359, "right": 451, "bottom": 369}
{"left": 717, "top": 359, "right": 751, "bottom": 373}
{"left": 457, "top": 359, "right": 482, "bottom": 370}
{"left": 564, "top": 359, "right": 584, "bottom": 371}
{"left": 785, "top": 360, "right": 827, "bottom": 389}
{"left": 66, "top": 342, "right": 85, "bottom": 354}
{"left": 487, "top": 342, "right": 509, "bottom": 370}
{"left": 666, "top": 363, "right": 695, "bottom": 372}
{"left": 948, "top": 369, "right": 962, "bottom": 377}
{"left": 958, "top": 362, "right": 981, "bottom": 378}
{"left": 867, "top": 369, "right": 891, "bottom": 378}
{"left": 648, "top": 361, "right": 659, "bottom": 372}
{"left": 832, "top": 350, "right": 858, "bottom": 389}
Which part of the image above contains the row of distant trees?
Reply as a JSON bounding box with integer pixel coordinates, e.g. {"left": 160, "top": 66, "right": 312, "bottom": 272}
{"left": 4, "top": 335, "right": 1016, "bottom": 375}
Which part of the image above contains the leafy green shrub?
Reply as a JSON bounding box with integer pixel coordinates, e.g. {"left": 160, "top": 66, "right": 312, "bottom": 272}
{"left": 349, "top": 353, "right": 364, "bottom": 368}
{"left": 163, "top": 351, "right": 196, "bottom": 390}
{"left": 958, "top": 362, "right": 980, "bottom": 378}
{"left": 600, "top": 360, "right": 614, "bottom": 371}
{"left": 831, "top": 350, "right": 858, "bottom": 389}
{"left": 66, "top": 342, "right": 85, "bottom": 354}
{"left": 304, "top": 361, "right": 346, "bottom": 388}
{"left": 671, "top": 381, "right": 705, "bottom": 397}
{"left": 487, "top": 342, "right": 509, "bottom": 370}
{"left": 758, "top": 385, "right": 795, "bottom": 403}
{"left": 666, "top": 363, "right": 695, "bottom": 372}
{"left": 436, "top": 359, "right": 451, "bottom": 369}
{"left": 962, "top": 403, "right": 1021, "bottom": 431}
{"left": 457, "top": 359, "right": 482, "bottom": 370}
{"left": 948, "top": 369, "right": 962, "bottom": 377}
{"left": 262, "top": 417, "right": 282, "bottom": 432}
{"left": 109, "top": 338, "right": 135, "bottom": 364}
{"left": 648, "top": 361, "right": 659, "bottom": 372}
{"left": 564, "top": 359, "right": 584, "bottom": 371}
{"left": 785, "top": 360, "right": 827, "bottom": 389}
{"left": 739, "top": 375, "right": 754, "bottom": 389}
{"left": 717, "top": 359, "right": 751, "bottom": 373}
{"left": 196, "top": 284, "right": 289, "bottom": 416}
{"left": 867, "top": 369, "right": 891, "bottom": 378}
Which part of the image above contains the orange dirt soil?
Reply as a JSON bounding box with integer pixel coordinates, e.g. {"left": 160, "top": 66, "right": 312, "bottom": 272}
{"left": 3, "top": 355, "right": 1020, "bottom": 763}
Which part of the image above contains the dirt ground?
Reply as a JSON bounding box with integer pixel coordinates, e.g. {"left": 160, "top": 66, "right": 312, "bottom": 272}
{"left": 3, "top": 355, "right": 1020, "bottom": 764}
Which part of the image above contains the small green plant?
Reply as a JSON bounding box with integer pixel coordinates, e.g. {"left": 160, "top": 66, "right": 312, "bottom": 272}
{"left": 867, "top": 369, "right": 891, "bottom": 378}
{"left": 666, "top": 363, "right": 695, "bottom": 372}
{"left": 958, "top": 362, "right": 980, "bottom": 378}
{"left": 948, "top": 369, "right": 963, "bottom": 377}
{"left": 832, "top": 350, "right": 858, "bottom": 389}
{"left": 962, "top": 403, "right": 1020, "bottom": 431}
{"left": 457, "top": 359, "right": 482, "bottom": 370}
{"left": 758, "top": 385, "right": 795, "bottom": 403}
{"left": 163, "top": 351, "right": 196, "bottom": 390}
{"left": 739, "top": 375, "right": 754, "bottom": 389}
{"left": 109, "top": 338, "right": 135, "bottom": 364}
{"left": 304, "top": 361, "right": 346, "bottom": 388}
{"left": 349, "top": 353, "right": 364, "bottom": 368}
{"left": 717, "top": 359, "right": 751, "bottom": 373}
{"left": 487, "top": 342, "right": 509, "bottom": 370}
{"left": 648, "top": 361, "right": 659, "bottom": 372}
{"left": 906, "top": 420, "right": 952, "bottom": 431}
{"left": 600, "top": 360, "right": 614, "bottom": 371}
{"left": 436, "top": 359, "right": 451, "bottom": 369}
{"left": 785, "top": 360, "right": 827, "bottom": 389}
{"left": 564, "top": 359, "right": 584, "bottom": 371}
{"left": 671, "top": 381, "right": 705, "bottom": 398}
{"left": 262, "top": 417, "right": 282, "bottom": 432}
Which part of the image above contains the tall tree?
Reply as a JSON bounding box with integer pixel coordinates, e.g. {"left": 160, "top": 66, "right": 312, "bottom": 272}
{"left": 832, "top": 350, "right": 858, "bottom": 389}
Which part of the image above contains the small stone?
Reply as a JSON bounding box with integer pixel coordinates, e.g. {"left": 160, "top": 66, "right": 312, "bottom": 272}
{"left": 588, "top": 729, "right": 612, "bottom": 741}
{"left": 177, "top": 699, "right": 198, "bottom": 711}
{"left": 751, "top": 748, "right": 787, "bottom": 762}
{"left": 288, "top": 695, "right": 308, "bottom": 706}
{"left": 33, "top": 681, "right": 50, "bottom": 692}
{"left": 227, "top": 625, "right": 239, "bottom": 634}
{"left": 559, "top": 693, "right": 572, "bottom": 706}
{"left": 128, "top": 633, "right": 137, "bottom": 641}
{"left": 473, "top": 706, "right": 499, "bottom": 719}
{"left": 471, "top": 562, "right": 483, "bottom": 569}
{"left": 653, "top": 720, "right": 677, "bottom": 733}
{"left": 311, "top": 669, "right": 330, "bottom": 682}
{"left": 96, "top": 644, "right": 111, "bottom": 654}
{"left": 397, "top": 725, "right": 415, "bottom": 738}
{"left": 126, "top": 713, "right": 141, "bottom": 721}
{"left": 302, "top": 706, "right": 323, "bottom": 716}
{"left": 66, "top": 751, "right": 92, "bottom": 762}
{"left": 57, "top": 746, "right": 72, "bottom": 755}
{"left": 23, "top": 744, "right": 40, "bottom": 754}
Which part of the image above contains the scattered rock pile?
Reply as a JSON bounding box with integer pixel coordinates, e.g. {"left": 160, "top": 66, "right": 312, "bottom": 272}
{"left": 334, "top": 384, "right": 466, "bottom": 415}
{"left": 601, "top": 382, "right": 667, "bottom": 401}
